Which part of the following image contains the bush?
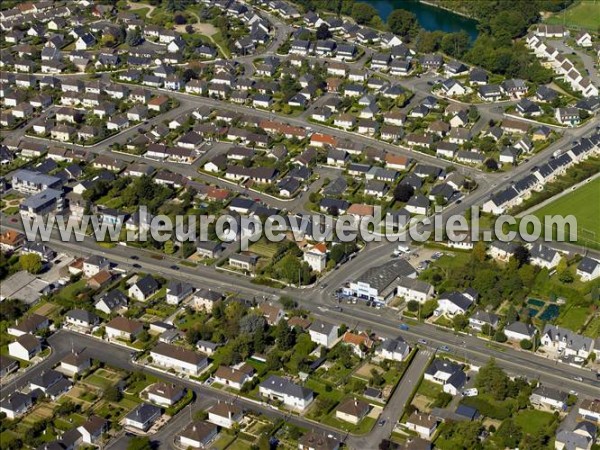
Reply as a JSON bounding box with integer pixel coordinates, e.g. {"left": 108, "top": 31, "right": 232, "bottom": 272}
{"left": 519, "top": 339, "right": 533, "bottom": 350}
{"left": 494, "top": 331, "right": 507, "bottom": 343}
{"left": 174, "top": 14, "right": 187, "bottom": 25}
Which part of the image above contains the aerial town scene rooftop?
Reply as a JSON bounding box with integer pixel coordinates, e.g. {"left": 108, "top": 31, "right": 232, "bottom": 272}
{"left": 0, "top": 0, "right": 599, "bottom": 449}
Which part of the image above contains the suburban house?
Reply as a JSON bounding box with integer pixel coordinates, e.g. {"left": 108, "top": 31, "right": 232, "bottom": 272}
{"left": 577, "top": 257, "right": 600, "bottom": 281}
{"left": 469, "top": 310, "right": 499, "bottom": 332}
{"left": 395, "top": 277, "right": 435, "bottom": 303}
{"left": 376, "top": 336, "right": 411, "bottom": 362}
{"left": 59, "top": 352, "right": 91, "bottom": 376}
{"left": 580, "top": 399, "right": 600, "bottom": 423}
{"left": 299, "top": 432, "right": 340, "bottom": 450}
{"left": 8, "top": 334, "right": 41, "bottom": 361}
{"left": 8, "top": 314, "right": 49, "bottom": 337}
{"left": 258, "top": 375, "right": 314, "bottom": 410}
{"left": 208, "top": 402, "right": 244, "bottom": 429}
{"left": 258, "top": 303, "right": 285, "bottom": 326}
{"left": 77, "top": 415, "right": 108, "bottom": 445}
{"left": 504, "top": 321, "right": 537, "bottom": 342}
{"left": 150, "top": 342, "right": 208, "bottom": 376}
{"left": 165, "top": 281, "right": 194, "bottom": 305}
{"left": 105, "top": 317, "right": 144, "bottom": 342}
{"left": 128, "top": 275, "right": 159, "bottom": 301}
{"left": 434, "top": 291, "right": 476, "bottom": 316}
{"left": 530, "top": 385, "right": 568, "bottom": 411}
{"left": 214, "top": 363, "right": 255, "bottom": 390}
{"left": 178, "top": 421, "right": 218, "bottom": 449}
{"left": 540, "top": 324, "right": 594, "bottom": 359}
{"left": 95, "top": 290, "right": 128, "bottom": 315}
{"left": 335, "top": 398, "right": 370, "bottom": 424}
{"left": 424, "top": 358, "right": 466, "bottom": 396}
{"left": 555, "top": 421, "right": 596, "bottom": 450}
{"left": 308, "top": 321, "right": 339, "bottom": 348}
{"left": 64, "top": 309, "right": 99, "bottom": 331}
{"left": 342, "top": 331, "right": 374, "bottom": 358}
{"left": 404, "top": 412, "right": 438, "bottom": 440}
{"left": 146, "top": 382, "right": 185, "bottom": 407}
{"left": 0, "top": 392, "right": 33, "bottom": 419}
{"left": 124, "top": 403, "right": 161, "bottom": 431}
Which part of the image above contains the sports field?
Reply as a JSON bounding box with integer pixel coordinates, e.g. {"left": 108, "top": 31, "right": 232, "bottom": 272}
{"left": 534, "top": 177, "right": 600, "bottom": 248}
{"left": 544, "top": 1, "right": 600, "bottom": 30}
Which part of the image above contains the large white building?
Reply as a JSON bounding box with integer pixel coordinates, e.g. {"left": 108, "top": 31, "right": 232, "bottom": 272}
{"left": 344, "top": 259, "right": 416, "bottom": 304}
{"left": 258, "top": 375, "right": 314, "bottom": 410}
{"left": 150, "top": 343, "right": 208, "bottom": 376}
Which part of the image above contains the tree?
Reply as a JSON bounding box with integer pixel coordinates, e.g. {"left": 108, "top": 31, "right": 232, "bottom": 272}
{"left": 279, "top": 296, "right": 297, "bottom": 310}
{"left": 174, "top": 13, "right": 187, "bottom": 25}
{"left": 351, "top": 2, "right": 377, "bottom": 25}
{"left": 494, "top": 330, "right": 507, "bottom": 343}
{"left": 472, "top": 241, "right": 487, "bottom": 263}
{"left": 393, "top": 183, "right": 414, "bottom": 202}
{"left": 484, "top": 158, "right": 499, "bottom": 171}
{"left": 125, "top": 28, "right": 142, "bottom": 47}
{"left": 275, "top": 320, "right": 295, "bottom": 350}
{"left": 513, "top": 245, "right": 530, "bottom": 268}
{"left": 316, "top": 23, "right": 332, "bottom": 40}
{"left": 489, "top": 10, "right": 527, "bottom": 43}
{"left": 476, "top": 358, "right": 510, "bottom": 400}
{"left": 452, "top": 314, "right": 469, "bottom": 331}
{"left": 103, "top": 384, "right": 123, "bottom": 402}
{"left": 127, "top": 436, "right": 153, "bottom": 450}
{"left": 416, "top": 30, "right": 444, "bottom": 53}
{"left": 496, "top": 418, "right": 522, "bottom": 449}
{"left": 163, "top": 240, "right": 175, "bottom": 255}
{"left": 520, "top": 339, "right": 533, "bottom": 350}
{"left": 239, "top": 313, "right": 266, "bottom": 334}
{"left": 407, "top": 300, "right": 419, "bottom": 312}
{"left": 441, "top": 31, "right": 470, "bottom": 58}
{"left": 387, "top": 9, "right": 417, "bottom": 38}
{"left": 20, "top": 253, "right": 42, "bottom": 274}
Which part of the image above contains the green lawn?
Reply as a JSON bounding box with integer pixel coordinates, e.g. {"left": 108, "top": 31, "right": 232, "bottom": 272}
{"left": 584, "top": 315, "right": 600, "bottom": 338}
{"left": 534, "top": 178, "right": 600, "bottom": 248}
{"left": 514, "top": 409, "right": 556, "bottom": 435}
{"left": 557, "top": 305, "right": 591, "bottom": 332}
{"left": 321, "top": 415, "right": 376, "bottom": 435}
{"left": 417, "top": 380, "right": 443, "bottom": 399}
{"left": 544, "top": 1, "right": 600, "bottom": 30}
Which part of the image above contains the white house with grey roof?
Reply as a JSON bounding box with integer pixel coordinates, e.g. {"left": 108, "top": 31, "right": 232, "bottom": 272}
{"left": 577, "top": 257, "right": 600, "bottom": 281}
{"left": 435, "top": 291, "right": 475, "bottom": 316}
{"left": 150, "top": 343, "right": 208, "bottom": 376}
{"left": 529, "top": 244, "right": 561, "bottom": 269}
{"left": 555, "top": 421, "right": 596, "bottom": 450}
{"left": 376, "top": 336, "right": 411, "bottom": 362}
{"left": 395, "top": 276, "right": 434, "bottom": 303}
{"left": 344, "top": 259, "right": 417, "bottom": 304}
{"left": 124, "top": 403, "right": 161, "bottom": 431}
{"left": 541, "top": 324, "right": 594, "bottom": 359}
{"left": 166, "top": 280, "right": 194, "bottom": 305}
{"left": 424, "top": 358, "right": 466, "bottom": 395}
{"left": 308, "top": 321, "right": 339, "bottom": 348}
{"left": 469, "top": 310, "right": 499, "bottom": 332}
{"left": 128, "top": 275, "right": 159, "bottom": 301}
{"left": 259, "top": 375, "right": 314, "bottom": 410}
{"left": 530, "top": 385, "right": 568, "bottom": 410}
{"left": 504, "top": 321, "right": 537, "bottom": 342}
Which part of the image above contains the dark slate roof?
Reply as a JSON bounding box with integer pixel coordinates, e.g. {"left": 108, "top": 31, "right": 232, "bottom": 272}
{"left": 259, "top": 375, "right": 313, "bottom": 399}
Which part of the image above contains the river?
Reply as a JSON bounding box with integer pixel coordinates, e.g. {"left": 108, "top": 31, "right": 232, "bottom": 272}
{"left": 365, "top": 0, "right": 479, "bottom": 40}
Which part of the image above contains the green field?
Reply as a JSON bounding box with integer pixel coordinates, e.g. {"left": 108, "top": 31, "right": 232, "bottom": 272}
{"left": 544, "top": 1, "right": 600, "bottom": 30}
{"left": 534, "top": 177, "right": 600, "bottom": 248}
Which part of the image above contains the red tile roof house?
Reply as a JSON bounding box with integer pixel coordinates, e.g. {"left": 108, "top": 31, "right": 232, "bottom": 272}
{"left": 148, "top": 95, "right": 170, "bottom": 113}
